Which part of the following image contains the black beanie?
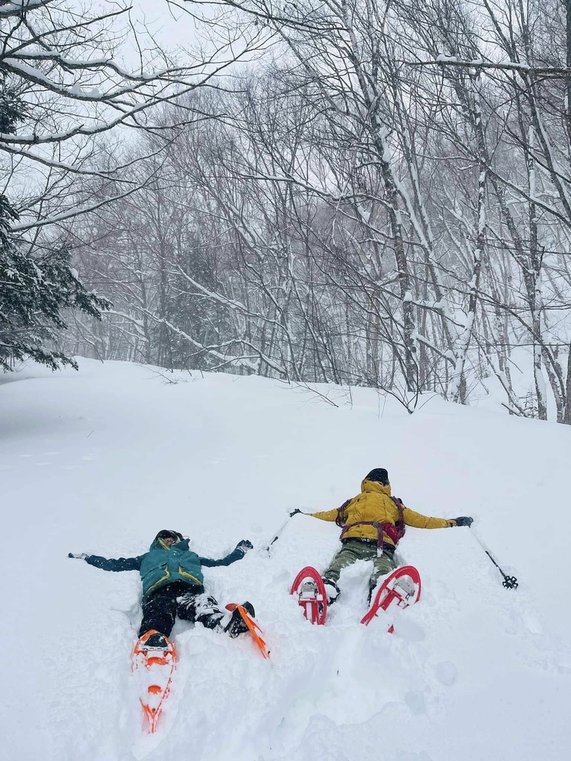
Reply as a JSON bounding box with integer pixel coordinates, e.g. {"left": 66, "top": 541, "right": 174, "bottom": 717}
{"left": 364, "top": 468, "right": 389, "bottom": 485}
{"left": 155, "top": 529, "right": 183, "bottom": 543}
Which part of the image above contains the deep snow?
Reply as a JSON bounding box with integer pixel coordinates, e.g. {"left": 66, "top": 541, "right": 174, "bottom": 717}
{"left": 1, "top": 359, "right": 570, "bottom": 761}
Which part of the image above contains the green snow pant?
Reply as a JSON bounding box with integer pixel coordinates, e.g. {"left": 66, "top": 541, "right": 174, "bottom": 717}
{"left": 323, "top": 539, "right": 397, "bottom": 590}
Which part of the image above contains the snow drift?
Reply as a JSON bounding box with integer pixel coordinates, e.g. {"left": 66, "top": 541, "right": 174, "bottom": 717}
{"left": 1, "top": 359, "right": 570, "bottom": 761}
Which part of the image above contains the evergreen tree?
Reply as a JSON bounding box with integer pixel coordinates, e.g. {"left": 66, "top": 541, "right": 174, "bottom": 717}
{"left": 0, "top": 82, "right": 109, "bottom": 372}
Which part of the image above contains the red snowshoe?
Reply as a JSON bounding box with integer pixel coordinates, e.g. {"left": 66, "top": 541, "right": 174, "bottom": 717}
{"left": 361, "top": 565, "right": 421, "bottom": 631}
{"left": 132, "top": 629, "right": 177, "bottom": 733}
{"left": 290, "top": 566, "right": 328, "bottom": 625}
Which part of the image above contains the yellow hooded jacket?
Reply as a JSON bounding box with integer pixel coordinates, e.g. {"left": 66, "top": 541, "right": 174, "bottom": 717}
{"left": 311, "top": 480, "right": 455, "bottom": 547}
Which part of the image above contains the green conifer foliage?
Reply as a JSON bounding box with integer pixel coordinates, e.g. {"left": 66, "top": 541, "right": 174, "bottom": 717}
{"left": 0, "top": 82, "right": 109, "bottom": 371}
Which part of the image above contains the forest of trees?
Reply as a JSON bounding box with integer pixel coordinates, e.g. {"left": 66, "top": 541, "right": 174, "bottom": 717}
{"left": 3, "top": 1, "right": 571, "bottom": 423}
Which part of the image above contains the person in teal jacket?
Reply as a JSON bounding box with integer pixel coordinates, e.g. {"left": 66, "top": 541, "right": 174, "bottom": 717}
{"left": 69, "top": 529, "right": 254, "bottom": 645}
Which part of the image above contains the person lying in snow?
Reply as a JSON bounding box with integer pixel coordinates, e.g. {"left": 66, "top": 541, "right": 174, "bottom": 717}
{"left": 69, "top": 530, "right": 254, "bottom": 646}
{"left": 291, "top": 468, "right": 473, "bottom": 604}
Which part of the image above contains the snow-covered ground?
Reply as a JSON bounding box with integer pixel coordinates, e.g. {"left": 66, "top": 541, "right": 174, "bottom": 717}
{"left": 2, "top": 359, "right": 570, "bottom": 761}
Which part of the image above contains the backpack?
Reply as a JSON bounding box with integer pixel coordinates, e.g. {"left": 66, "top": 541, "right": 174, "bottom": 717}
{"left": 335, "top": 496, "right": 406, "bottom": 548}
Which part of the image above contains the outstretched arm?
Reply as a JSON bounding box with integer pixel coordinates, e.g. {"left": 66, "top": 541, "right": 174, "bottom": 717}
{"left": 200, "top": 540, "right": 253, "bottom": 568}
{"left": 69, "top": 553, "right": 143, "bottom": 572}
{"left": 309, "top": 508, "right": 339, "bottom": 522}
{"left": 403, "top": 507, "right": 472, "bottom": 529}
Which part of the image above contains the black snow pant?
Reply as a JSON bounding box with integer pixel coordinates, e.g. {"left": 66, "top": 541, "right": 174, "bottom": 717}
{"left": 138, "top": 581, "right": 224, "bottom": 638}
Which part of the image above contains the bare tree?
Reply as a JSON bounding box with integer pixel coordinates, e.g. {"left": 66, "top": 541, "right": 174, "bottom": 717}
{"left": 0, "top": 0, "right": 266, "bottom": 369}
{"left": 57, "top": 0, "right": 571, "bottom": 423}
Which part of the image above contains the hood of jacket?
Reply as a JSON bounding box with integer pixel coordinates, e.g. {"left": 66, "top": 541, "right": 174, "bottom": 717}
{"left": 361, "top": 479, "right": 392, "bottom": 497}
{"left": 149, "top": 537, "right": 190, "bottom": 552}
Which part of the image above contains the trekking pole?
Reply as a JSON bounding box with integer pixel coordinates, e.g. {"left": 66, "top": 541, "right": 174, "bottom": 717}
{"left": 263, "top": 510, "right": 305, "bottom": 555}
{"left": 469, "top": 526, "right": 518, "bottom": 589}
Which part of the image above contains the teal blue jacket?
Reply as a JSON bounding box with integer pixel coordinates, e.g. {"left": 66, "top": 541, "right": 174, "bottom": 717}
{"left": 86, "top": 537, "right": 244, "bottom": 600}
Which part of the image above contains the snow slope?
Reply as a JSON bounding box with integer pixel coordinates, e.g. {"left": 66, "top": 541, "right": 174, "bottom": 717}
{"left": 1, "top": 359, "right": 570, "bottom": 761}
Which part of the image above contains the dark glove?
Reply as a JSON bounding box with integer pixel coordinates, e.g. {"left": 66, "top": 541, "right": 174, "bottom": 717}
{"left": 454, "top": 517, "right": 473, "bottom": 527}
{"left": 68, "top": 552, "right": 88, "bottom": 560}
{"left": 235, "top": 540, "right": 253, "bottom": 555}
{"left": 289, "top": 509, "right": 304, "bottom": 517}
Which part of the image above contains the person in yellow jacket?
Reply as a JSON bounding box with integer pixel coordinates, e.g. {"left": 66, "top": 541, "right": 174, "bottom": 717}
{"left": 292, "top": 468, "right": 473, "bottom": 604}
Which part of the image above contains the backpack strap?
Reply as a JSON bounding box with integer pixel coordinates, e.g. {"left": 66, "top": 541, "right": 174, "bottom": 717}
{"left": 385, "top": 497, "right": 406, "bottom": 544}
{"left": 338, "top": 497, "right": 406, "bottom": 549}
{"left": 339, "top": 520, "right": 384, "bottom": 550}
{"left": 335, "top": 499, "right": 351, "bottom": 527}
{"left": 336, "top": 497, "right": 381, "bottom": 545}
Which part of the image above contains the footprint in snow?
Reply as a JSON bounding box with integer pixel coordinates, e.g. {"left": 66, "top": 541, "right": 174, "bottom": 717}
{"left": 434, "top": 660, "right": 457, "bottom": 686}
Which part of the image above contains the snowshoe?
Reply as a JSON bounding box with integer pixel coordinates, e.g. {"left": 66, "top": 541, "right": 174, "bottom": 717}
{"left": 225, "top": 602, "right": 270, "bottom": 659}
{"left": 132, "top": 629, "right": 177, "bottom": 734}
{"left": 224, "top": 601, "right": 255, "bottom": 637}
{"left": 290, "top": 566, "right": 328, "bottom": 625}
{"left": 361, "top": 565, "right": 422, "bottom": 631}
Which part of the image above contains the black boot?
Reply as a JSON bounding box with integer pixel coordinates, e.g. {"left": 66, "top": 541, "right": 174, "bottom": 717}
{"left": 224, "top": 602, "right": 255, "bottom": 638}
{"left": 141, "top": 631, "right": 168, "bottom": 648}
{"left": 322, "top": 578, "right": 340, "bottom": 605}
